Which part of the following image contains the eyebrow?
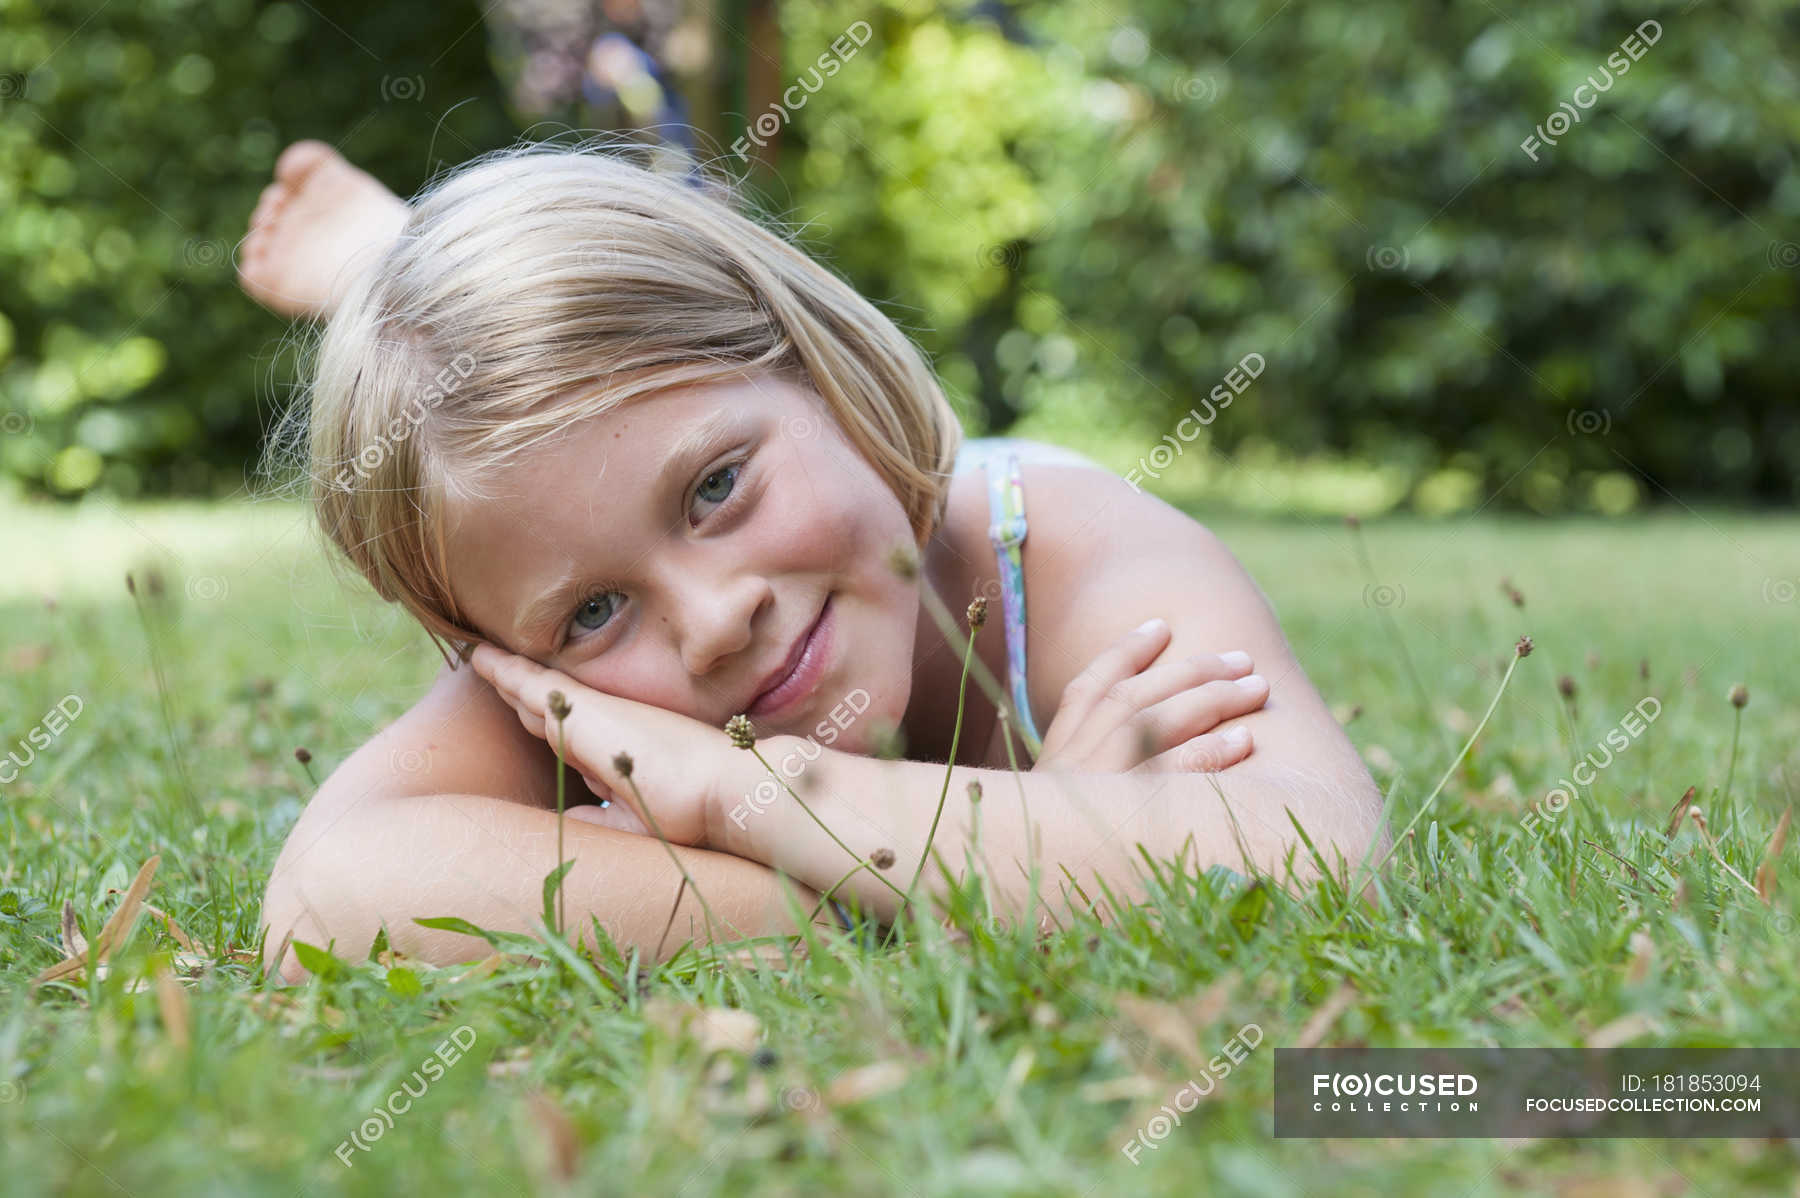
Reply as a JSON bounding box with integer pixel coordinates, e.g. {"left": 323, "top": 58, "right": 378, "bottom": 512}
{"left": 508, "top": 408, "right": 751, "bottom": 650}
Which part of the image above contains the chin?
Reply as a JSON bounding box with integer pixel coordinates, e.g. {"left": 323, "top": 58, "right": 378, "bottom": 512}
{"left": 848, "top": 680, "right": 912, "bottom": 755}
{"left": 796, "top": 674, "right": 909, "bottom": 756}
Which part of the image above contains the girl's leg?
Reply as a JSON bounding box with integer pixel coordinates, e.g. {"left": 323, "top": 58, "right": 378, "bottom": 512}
{"left": 238, "top": 140, "right": 411, "bottom": 320}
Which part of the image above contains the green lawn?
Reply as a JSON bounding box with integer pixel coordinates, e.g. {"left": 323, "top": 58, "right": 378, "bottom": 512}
{"left": 2, "top": 496, "right": 1797, "bottom": 1195}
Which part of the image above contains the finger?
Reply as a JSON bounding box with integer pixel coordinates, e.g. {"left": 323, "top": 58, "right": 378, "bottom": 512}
{"left": 1087, "top": 651, "right": 1256, "bottom": 730}
{"left": 468, "top": 642, "right": 507, "bottom": 686}
{"left": 504, "top": 705, "right": 545, "bottom": 741}
{"left": 1135, "top": 724, "right": 1255, "bottom": 774}
{"left": 1043, "top": 618, "right": 1173, "bottom": 751}
{"left": 1047, "top": 645, "right": 1254, "bottom": 764}
{"left": 1113, "top": 674, "right": 1269, "bottom": 762}
{"left": 565, "top": 802, "right": 649, "bottom": 836}
{"left": 470, "top": 643, "right": 553, "bottom": 709}
{"left": 473, "top": 645, "right": 591, "bottom": 732}
{"left": 1158, "top": 673, "right": 1269, "bottom": 731}
{"left": 572, "top": 770, "right": 615, "bottom": 805}
{"left": 488, "top": 684, "right": 549, "bottom": 743}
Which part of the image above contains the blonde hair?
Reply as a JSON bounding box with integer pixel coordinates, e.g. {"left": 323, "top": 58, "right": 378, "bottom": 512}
{"left": 275, "top": 142, "right": 963, "bottom": 665}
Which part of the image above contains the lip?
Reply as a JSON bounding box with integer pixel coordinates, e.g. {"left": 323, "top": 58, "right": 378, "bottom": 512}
{"left": 747, "top": 596, "right": 834, "bottom": 719}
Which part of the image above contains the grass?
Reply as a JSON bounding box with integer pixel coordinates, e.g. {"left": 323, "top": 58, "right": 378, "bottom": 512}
{"left": 2, "top": 494, "right": 1797, "bottom": 1196}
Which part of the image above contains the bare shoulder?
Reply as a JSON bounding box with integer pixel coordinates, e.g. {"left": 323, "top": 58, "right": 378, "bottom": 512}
{"left": 1012, "top": 460, "right": 1377, "bottom": 816}
{"left": 936, "top": 441, "right": 1169, "bottom": 575}
{"left": 302, "top": 655, "right": 563, "bottom": 817}
{"left": 931, "top": 445, "right": 1312, "bottom": 755}
{"left": 1023, "top": 459, "right": 1237, "bottom": 570}
{"left": 936, "top": 448, "right": 1254, "bottom": 718}
{"left": 1009, "top": 461, "right": 1286, "bottom": 718}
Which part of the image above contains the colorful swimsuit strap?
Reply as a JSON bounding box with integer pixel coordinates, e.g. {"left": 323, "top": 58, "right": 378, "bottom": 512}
{"left": 971, "top": 443, "right": 1250, "bottom": 894}
{"left": 827, "top": 444, "right": 1037, "bottom": 929}
{"left": 983, "top": 448, "right": 1045, "bottom": 758}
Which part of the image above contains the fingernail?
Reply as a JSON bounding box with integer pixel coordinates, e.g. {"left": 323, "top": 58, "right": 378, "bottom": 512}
{"left": 1224, "top": 725, "right": 1251, "bottom": 747}
{"left": 1219, "top": 650, "right": 1252, "bottom": 670}
{"left": 1135, "top": 618, "right": 1167, "bottom": 636}
{"left": 1236, "top": 673, "right": 1266, "bottom": 690}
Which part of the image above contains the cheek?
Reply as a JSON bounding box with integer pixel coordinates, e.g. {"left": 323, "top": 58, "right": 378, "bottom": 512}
{"left": 760, "top": 463, "right": 892, "bottom": 570}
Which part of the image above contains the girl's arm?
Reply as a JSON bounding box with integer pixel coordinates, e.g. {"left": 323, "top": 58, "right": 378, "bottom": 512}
{"left": 260, "top": 661, "right": 817, "bottom": 979}
{"left": 263, "top": 791, "right": 817, "bottom": 979}
{"left": 707, "top": 731, "right": 1382, "bottom": 925}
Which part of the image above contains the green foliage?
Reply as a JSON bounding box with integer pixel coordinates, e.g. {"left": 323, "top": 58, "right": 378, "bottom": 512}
{"left": 3, "top": 0, "right": 1795, "bottom": 511}
{"left": 0, "top": 0, "right": 515, "bottom": 497}
{"left": 770, "top": 0, "right": 1800, "bottom": 511}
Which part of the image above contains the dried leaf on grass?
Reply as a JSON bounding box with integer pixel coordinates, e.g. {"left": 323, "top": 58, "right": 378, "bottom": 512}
{"left": 523, "top": 1090, "right": 581, "bottom": 1184}
{"left": 140, "top": 902, "right": 203, "bottom": 955}
{"left": 1663, "top": 786, "right": 1695, "bottom": 839}
{"left": 451, "top": 953, "right": 508, "bottom": 983}
{"left": 376, "top": 947, "right": 437, "bottom": 970}
{"left": 60, "top": 901, "right": 85, "bottom": 959}
{"left": 5, "top": 643, "right": 53, "bottom": 672}
{"left": 1754, "top": 808, "right": 1791, "bottom": 904}
{"left": 1112, "top": 972, "right": 1241, "bottom": 1076}
{"left": 1078, "top": 1075, "right": 1163, "bottom": 1103}
{"left": 154, "top": 961, "right": 190, "bottom": 1052}
{"left": 246, "top": 991, "right": 345, "bottom": 1035}
{"left": 487, "top": 1045, "right": 535, "bottom": 1081}
{"left": 717, "top": 941, "right": 809, "bottom": 970}
{"left": 823, "top": 1060, "right": 910, "bottom": 1106}
{"left": 1584, "top": 1012, "right": 1659, "bottom": 1049}
{"left": 1489, "top": 994, "right": 1531, "bottom": 1023}
{"left": 32, "top": 856, "right": 161, "bottom": 989}
{"left": 1293, "top": 980, "right": 1361, "bottom": 1049}
{"left": 247, "top": 991, "right": 296, "bottom": 1019}
{"left": 1553, "top": 1175, "right": 1661, "bottom": 1198}
{"left": 642, "top": 1000, "right": 762, "bottom": 1055}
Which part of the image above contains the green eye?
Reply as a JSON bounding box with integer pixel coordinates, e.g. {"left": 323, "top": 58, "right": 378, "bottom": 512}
{"left": 696, "top": 464, "right": 737, "bottom": 507}
{"left": 572, "top": 592, "right": 620, "bottom": 632}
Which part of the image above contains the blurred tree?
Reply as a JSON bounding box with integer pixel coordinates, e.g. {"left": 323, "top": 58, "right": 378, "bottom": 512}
{"left": 780, "top": 0, "right": 1799, "bottom": 511}
{"left": 2, "top": 0, "right": 1794, "bottom": 513}
{"left": 0, "top": 0, "right": 516, "bottom": 497}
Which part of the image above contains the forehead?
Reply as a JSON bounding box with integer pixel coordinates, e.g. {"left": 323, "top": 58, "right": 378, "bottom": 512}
{"left": 459, "top": 376, "right": 777, "bottom": 522}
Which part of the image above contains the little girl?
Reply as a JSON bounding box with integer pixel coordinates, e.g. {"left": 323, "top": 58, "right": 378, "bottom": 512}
{"left": 249, "top": 142, "right": 1383, "bottom": 979}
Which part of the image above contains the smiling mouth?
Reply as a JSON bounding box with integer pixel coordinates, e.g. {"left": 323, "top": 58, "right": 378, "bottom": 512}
{"left": 747, "top": 596, "right": 834, "bottom": 719}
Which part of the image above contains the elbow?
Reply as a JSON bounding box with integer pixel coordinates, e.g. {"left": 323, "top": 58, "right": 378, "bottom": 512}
{"left": 258, "top": 825, "right": 378, "bottom": 984}
{"left": 1198, "top": 759, "right": 1386, "bottom": 884}
{"left": 258, "top": 868, "right": 322, "bottom": 985}
{"left": 1293, "top": 772, "right": 1388, "bottom": 885}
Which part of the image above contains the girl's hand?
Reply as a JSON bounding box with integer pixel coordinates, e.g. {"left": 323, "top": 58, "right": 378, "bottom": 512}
{"left": 468, "top": 643, "right": 731, "bottom": 846}
{"left": 1032, "top": 618, "right": 1269, "bottom": 775}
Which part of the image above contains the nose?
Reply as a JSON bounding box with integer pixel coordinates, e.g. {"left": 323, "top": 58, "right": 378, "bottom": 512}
{"left": 668, "top": 565, "right": 774, "bottom": 680}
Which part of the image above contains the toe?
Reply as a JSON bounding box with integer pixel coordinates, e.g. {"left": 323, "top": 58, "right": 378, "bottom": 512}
{"left": 249, "top": 185, "right": 285, "bottom": 230}
{"left": 274, "top": 138, "right": 335, "bottom": 184}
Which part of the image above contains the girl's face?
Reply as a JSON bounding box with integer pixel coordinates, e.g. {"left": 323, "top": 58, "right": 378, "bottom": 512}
{"left": 443, "top": 373, "right": 923, "bottom": 750}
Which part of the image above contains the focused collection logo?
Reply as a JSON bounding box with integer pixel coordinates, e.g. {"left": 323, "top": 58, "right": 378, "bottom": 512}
{"left": 1310, "top": 1071, "right": 1480, "bottom": 1112}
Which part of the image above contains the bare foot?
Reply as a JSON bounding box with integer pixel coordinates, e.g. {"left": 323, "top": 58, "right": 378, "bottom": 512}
{"left": 238, "top": 140, "right": 411, "bottom": 320}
